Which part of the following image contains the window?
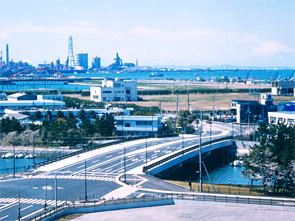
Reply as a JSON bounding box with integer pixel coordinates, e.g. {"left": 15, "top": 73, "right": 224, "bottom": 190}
{"left": 103, "top": 97, "right": 106, "bottom": 101}
{"left": 287, "top": 118, "right": 294, "bottom": 124}
{"left": 136, "top": 121, "right": 152, "bottom": 126}
{"left": 270, "top": 117, "right": 276, "bottom": 122}
{"left": 117, "top": 91, "right": 121, "bottom": 93}
{"left": 117, "top": 120, "right": 123, "bottom": 125}
{"left": 125, "top": 123, "right": 130, "bottom": 127}
{"left": 103, "top": 91, "right": 112, "bottom": 93}
{"left": 93, "top": 95, "right": 98, "bottom": 99}
{"left": 114, "top": 83, "right": 121, "bottom": 88}
{"left": 278, "top": 118, "right": 284, "bottom": 123}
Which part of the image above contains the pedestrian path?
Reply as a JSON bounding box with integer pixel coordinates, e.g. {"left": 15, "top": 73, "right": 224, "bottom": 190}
{"left": 27, "top": 174, "right": 116, "bottom": 182}
{"left": 0, "top": 198, "right": 65, "bottom": 206}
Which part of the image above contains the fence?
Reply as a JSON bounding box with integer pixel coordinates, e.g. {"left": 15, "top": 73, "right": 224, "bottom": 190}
{"left": 29, "top": 193, "right": 295, "bottom": 221}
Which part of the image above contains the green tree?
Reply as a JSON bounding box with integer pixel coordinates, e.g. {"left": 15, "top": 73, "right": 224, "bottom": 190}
{"left": 242, "top": 122, "right": 295, "bottom": 195}
{"left": 89, "top": 111, "right": 96, "bottom": 119}
{"left": 34, "top": 111, "right": 43, "bottom": 119}
{"left": 57, "top": 110, "right": 64, "bottom": 119}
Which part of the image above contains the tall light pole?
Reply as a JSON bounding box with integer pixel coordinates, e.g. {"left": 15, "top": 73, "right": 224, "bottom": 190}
{"left": 13, "top": 145, "right": 15, "bottom": 178}
{"left": 77, "top": 155, "right": 87, "bottom": 201}
{"left": 145, "top": 139, "right": 148, "bottom": 173}
{"left": 199, "top": 110, "right": 203, "bottom": 192}
{"left": 120, "top": 143, "right": 127, "bottom": 182}
{"left": 44, "top": 178, "right": 47, "bottom": 210}
{"left": 182, "top": 130, "right": 184, "bottom": 156}
{"left": 33, "top": 134, "right": 35, "bottom": 165}
{"left": 84, "top": 159, "right": 87, "bottom": 201}
{"left": 55, "top": 174, "right": 57, "bottom": 210}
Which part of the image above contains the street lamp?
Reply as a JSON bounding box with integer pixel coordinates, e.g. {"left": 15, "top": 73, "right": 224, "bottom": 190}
{"left": 145, "top": 139, "right": 148, "bottom": 173}
{"left": 77, "top": 155, "right": 87, "bottom": 201}
{"left": 199, "top": 126, "right": 202, "bottom": 192}
{"left": 120, "top": 143, "right": 127, "bottom": 182}
{"left": 13, "top": 145, "right": 15, "bottom": 178}
{"left": 181, "top": 129, "right": 185, "bottom": 156}
{"left": 199, "top": 110, "right": 203, "bottom": 192}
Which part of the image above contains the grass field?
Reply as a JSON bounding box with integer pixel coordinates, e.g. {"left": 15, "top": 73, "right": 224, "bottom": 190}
{"left": 65, "top": 80, "right": 294, "bottom": 111}
{"left": 166, "top": 180, "right": 266, "bottom": 196}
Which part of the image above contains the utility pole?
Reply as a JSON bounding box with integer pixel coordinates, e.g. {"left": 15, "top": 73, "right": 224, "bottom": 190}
{"left": 213, "top": 96, "right": 215, "bottom": 122}
{"left": 33, "top": 134, "right": 35, "bottom": 165}
{"left": 84, "top": 160, "right": 87, "bottom": 201}
{"left": 17, "top": 193, "right": 21, "bottom": 221}
{"left": 145, "top": 139, "right": 148, "bottom": 173}
{"left": 187, "top": 90, "right": 190, "bottom": 113}
{"left": 199, "top": 110, "right": 203, "bottom": 192}
{"left": 159, "top": 98, "right": 162, "bottom": 116}
{"left": 13, "top": 145, "right": 15, "bottom": 178}
{"left": 123, "top": 144, "right": 126, "bottom": 182}
{"left": 55, "top": 174, "right": 57, "bottom": 210}
{"left": 44, "top": 178, "right": 47, "bottom": 210}
{"left": 176, "top": 93, "right": 178, "bottom": 127}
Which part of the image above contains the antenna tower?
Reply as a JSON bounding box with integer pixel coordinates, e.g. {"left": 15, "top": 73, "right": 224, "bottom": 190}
{"left": 6, "top": 44, "right": 9, "bottom": 66}
{"left": 68, "top": 36, "right": 75, "bottom": 68}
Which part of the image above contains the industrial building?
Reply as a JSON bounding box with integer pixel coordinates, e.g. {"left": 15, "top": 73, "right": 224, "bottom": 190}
{"left": 0, "top": 93, "right": 65, "bottom": 111}
{"left": 75, "top": 52, "right": 88, "bottom": 70}
{"left": 90, "top": 78, "right": 137, "bottom": 102}
{"left": 271, "top": 79, "right": 295, "bottom": 97}
{"left": 114, "top": 115, "right": 162, "bottom": 136}
{"left": 92, "top": 57, "right": 101, "bottom": 69}
{"left": 230, "top": 94, "right": 276, "bottom": 123}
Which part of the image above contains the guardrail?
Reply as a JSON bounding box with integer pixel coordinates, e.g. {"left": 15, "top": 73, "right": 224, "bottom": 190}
{"left": 143, "top": 136, "right": 234, "bottom": 173}
{"left": 29, "top": 193, "right": 295, "bottom": 221}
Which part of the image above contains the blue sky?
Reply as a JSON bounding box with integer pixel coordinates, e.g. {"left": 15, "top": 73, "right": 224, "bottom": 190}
{"left": 0, "top": 0, "right": 294, "bottom": 67}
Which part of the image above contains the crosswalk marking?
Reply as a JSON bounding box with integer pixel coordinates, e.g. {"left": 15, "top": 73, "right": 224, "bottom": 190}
{"left": 0, "top": 198, "right": 65, "bottom": 206}
{"left": 27, "top": 174, "right": 116, "bottom": 182}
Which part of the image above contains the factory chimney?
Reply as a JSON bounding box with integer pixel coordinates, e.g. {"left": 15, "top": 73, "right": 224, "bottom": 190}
{"left": 6, "top": 44, "right": 9, "bottom": 66}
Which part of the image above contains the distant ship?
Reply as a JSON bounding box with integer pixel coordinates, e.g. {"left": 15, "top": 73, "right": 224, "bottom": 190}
{"left": 150, "top": 72, "right": 164, "bottom": 77}
{"left": 58, "top": 69, "right": 87, "bottom": 74}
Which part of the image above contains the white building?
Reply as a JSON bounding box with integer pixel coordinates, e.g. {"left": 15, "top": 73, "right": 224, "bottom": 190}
{"left": 268, "top": 111, "right": 295, "bottom": 125}
{"left": 91, "top": 78, "right": 137, "bottom": 102}
{"left": 114, "top": 115, "right": 162, "bottom": 136}
{"left": 0, "top": 93, "right": 65, "bottom": 111}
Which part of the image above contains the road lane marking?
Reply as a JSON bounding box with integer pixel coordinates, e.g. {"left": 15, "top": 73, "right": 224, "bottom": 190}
{"left": 21, "top": 205, "right": 33, "bottom": 211}
{"left": 0, "top": 215, "right": 9, "bottom": 220}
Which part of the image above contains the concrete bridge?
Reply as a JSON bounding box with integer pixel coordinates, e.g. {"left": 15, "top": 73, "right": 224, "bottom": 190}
{"left": 0, "top": 122, "right": 242, "bottom": 220}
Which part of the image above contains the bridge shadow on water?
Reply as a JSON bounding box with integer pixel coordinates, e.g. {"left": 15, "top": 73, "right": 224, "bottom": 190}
{"left": 155, "top": 146, "right": 239, "bottom": 184}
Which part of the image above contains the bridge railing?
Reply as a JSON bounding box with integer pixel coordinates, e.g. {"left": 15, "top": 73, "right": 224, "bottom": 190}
{"left": 143, "top": 135, "right": 233, "bottom": 173}
{"left": 28, "top": 192, "right": 295, "bottom": 220}
{"left": 35, "top": 134, "right": 178, "bottom": 168}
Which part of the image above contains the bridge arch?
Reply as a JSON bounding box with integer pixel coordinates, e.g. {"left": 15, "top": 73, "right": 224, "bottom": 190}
{"left": 8, "top": 69, "right": 69, "bottom": 81}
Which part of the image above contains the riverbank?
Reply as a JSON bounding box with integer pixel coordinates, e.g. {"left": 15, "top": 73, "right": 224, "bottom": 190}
{"left": 0, "top": 145, "right": 77, "bottom": 154}
{"left": 165, "top": 180, "right": 295, "bottom": 197}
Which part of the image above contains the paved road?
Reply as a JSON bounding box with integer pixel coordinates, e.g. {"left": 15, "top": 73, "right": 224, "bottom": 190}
{"left": 0, "top": 123, "right": 234, "bottom": 220}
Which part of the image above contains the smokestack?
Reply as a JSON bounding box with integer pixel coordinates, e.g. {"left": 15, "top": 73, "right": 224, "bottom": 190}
{"left": 0, "top": 51, "right": 2, "bottom": 67}
{"left": 6, "top": 44, "right": 9, "bottom": 66}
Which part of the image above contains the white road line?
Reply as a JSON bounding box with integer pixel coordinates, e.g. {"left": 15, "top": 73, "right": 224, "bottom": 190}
{"left": 21, "top": 205, "right": 33, "bottom": 211}
{"left": 77, "top": 165, "right": 84, "bottom": 169}
{"left": 0, "top": 215, "right": 9, "bottom": 220}
{"left": 137, "top": 193, "right": 145, "bottom": 198}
